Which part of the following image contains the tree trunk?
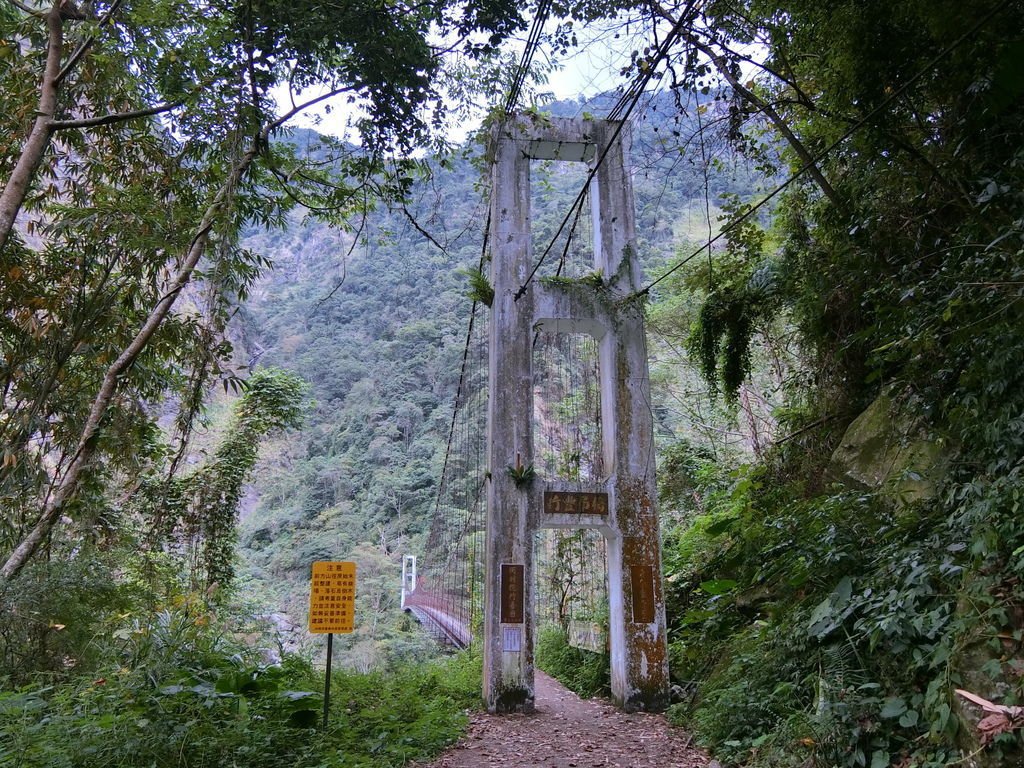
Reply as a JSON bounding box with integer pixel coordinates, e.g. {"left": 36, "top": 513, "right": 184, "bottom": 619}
{"left": 0, "top": 4, "right": 62, "bottom": 252}
{"left": 0, "top": 139, "right": 258, "bottom": 581}
{"left": 0, "top": 87, "right": 347, "bottom": 581}
{"left": 0, "top": 1, "right": 169, "bottom": 252}
{"left": 683, "top": 31, "right": 843, "bottom": 208}
{"left": 645, "top": 0, "right": 842, "bottom": 208}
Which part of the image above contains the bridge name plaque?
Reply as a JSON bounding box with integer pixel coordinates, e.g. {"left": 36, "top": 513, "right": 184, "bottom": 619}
{"left": 543, "top": 491, "right": 609, "bottom": 515}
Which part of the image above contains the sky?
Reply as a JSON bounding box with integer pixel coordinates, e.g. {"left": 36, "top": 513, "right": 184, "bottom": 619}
{"left": 272, "top": 14, "right": 763, "bottom": 148}
{"left": 274, "top": 18, "right": 639, "bottom": 145}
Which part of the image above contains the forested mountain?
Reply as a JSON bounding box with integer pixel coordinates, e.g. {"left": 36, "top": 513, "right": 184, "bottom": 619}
{"left": 2, "top": 0, "right": 1022, "bottom": 766}
{"left": 233, "top": 96, "right": 768, "bottom": 665}
{"left": 235, "top": 136, "right": 487, "bottom": 666}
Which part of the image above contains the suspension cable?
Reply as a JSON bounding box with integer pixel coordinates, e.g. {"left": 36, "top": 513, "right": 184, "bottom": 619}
{"left": 513, "top": 7, "right": 696, "bottom": 300}
{"left": 634, "top": 0, "right": 1010, "bottom": 298}
{"left": 506, "top": 0, "right": 554, "bottom": 114}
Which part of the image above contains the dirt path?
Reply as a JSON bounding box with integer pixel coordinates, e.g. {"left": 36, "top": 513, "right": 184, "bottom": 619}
{"left": 423, "top": 672, "right": 710, "bottom": 768}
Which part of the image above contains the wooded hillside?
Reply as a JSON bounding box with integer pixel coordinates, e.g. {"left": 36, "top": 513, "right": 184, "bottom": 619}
{"left": 2, "top": 0, "right": 1022, "bottom": 766}
{"left": 233, "top": 96, "right": 765, "bottom": 667}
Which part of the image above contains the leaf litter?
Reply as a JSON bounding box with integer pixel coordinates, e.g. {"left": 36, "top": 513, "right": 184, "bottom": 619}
{"left": 421, "top": 671, "right": 709, "bottom": 768}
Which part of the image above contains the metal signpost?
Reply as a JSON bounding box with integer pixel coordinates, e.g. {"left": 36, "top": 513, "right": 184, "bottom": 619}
{"left": 308, "top": 561, "right": 356, "bottom": 728}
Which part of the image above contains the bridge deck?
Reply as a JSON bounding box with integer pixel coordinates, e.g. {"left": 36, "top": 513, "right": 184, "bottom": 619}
{"left": 404, "top": 591, "right": 471, "bottom": 649}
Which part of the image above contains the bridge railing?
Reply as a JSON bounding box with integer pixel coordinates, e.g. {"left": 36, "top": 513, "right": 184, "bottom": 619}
{"left": 403, "top": 586, "right": 471, "bottom": 649}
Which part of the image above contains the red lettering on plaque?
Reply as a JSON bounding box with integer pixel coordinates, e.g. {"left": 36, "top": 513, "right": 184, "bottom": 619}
{"left": 501, "top": 564, "right": 524, "bottom": 623}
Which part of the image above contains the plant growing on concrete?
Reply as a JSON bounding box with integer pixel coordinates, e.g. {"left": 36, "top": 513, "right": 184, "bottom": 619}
{"left": 460, "top": 266, "right": 494, "bottom": 307}
{"left": 506, "top": 462, "right": 535, "bottom": 488}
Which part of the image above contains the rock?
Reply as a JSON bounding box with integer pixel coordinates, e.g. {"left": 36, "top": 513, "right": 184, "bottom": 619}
{"left": 829, "top": 390, "right": 949, "bottom": 508}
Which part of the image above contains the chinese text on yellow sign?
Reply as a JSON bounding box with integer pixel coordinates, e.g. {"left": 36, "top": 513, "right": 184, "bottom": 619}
{"left": 308, "top": 561, "right": 356, "bottom": 634}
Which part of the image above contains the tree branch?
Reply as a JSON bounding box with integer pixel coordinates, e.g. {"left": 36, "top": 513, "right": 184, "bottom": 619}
{"left": 401, "top": 204, "right": 448, "bottom": 254}
{"left": 713, "top": 38, "right": 815, "bottom": 110}
{"left": 0, "top": 3, "right": 63, "bottom": 252}
{"left": 49, "top": 101, "right": 181, "bottom": 130}
{"left": 5, "top": 0, "right": 45, "bottom": 16}
{"left": 0, "top": 86, "right": 357, "bottom": 581}
{"left": 266, "top": 163, "right": 350, "bottom": 215}
{"left": 55, "top": 0, "right": 123, "bottom": 84}
{"left": 773, "top": 414, "right": 837, "bottom": 446}
{"left": 686, "top": 32, "right": 842, "bottom": 207}
{"left": 646, "top": 0, "right": 842, "bottom": 208}
{"left": 267, "top": 85, "right": 356, "bottom": 133}
{"left": 311, "top": 205, "right": 365, "bottom": 313}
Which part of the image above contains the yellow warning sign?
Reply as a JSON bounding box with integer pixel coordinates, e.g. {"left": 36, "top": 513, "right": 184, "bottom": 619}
{"left": 308, "top": 561, "right": 356, "bottom": 634}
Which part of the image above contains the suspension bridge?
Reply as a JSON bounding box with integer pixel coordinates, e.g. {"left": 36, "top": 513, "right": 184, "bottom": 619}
{"left": 400, "top": 113, "right": 671, "bottom": 714}
{"left": 390, "top": 0, "right": 950, "bottom": 721}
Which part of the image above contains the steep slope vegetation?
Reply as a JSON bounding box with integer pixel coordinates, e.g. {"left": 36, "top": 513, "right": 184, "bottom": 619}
{"left": 234, "top": 96, "right": 766, "bottom": 664}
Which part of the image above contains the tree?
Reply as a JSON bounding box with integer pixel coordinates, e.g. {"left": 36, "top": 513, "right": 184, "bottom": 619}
{"left": 589, "top": 1, "right": 1024, "bottom": 762}
{"left": 0, "top": 0, "right": 527, "bottom": 579}
{"left": 139, "top": 367, "right": 306, "bottom": 594}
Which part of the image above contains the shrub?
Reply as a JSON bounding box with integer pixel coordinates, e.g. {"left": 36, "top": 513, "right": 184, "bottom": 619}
{"left": 535, "top": 625, "right": 609, "bottom": 698}
{"left": 0, "top": 605, "right": 481, "bottom": 767}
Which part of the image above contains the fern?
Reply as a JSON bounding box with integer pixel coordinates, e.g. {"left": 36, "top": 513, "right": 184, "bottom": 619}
{"left": 506, "top": 462, "right": 535, "bottom": 488}
{"left": 459, "top": 267, "right": 494, "bottom": 307}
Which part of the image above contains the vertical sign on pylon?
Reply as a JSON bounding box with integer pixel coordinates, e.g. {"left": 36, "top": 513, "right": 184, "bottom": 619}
{"left": 484, "top": 116, "right": 670, "bottom": 714}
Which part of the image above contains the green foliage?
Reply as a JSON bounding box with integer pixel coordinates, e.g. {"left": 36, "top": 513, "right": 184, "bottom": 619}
{"left": 539, "top": 269, "right": 604, "bottom": 290}
{"left": 134, "top": 367, "right": 307, "bottom": 596}
{"left": 638, "top": 1, "right": 1024, "bottom": 764}
{"left": 506, "top": 462, "right": 536, "bottom": 488}
{"left": 686, "top": 199, "right": 779, "bottom": 404}
{"left": 688, "top": 289, "right": 756, "bottom": 402}
{"left": 535, "top": 626, "right": 609, "bottom": 699}
{"left": 661, "top": 441, "right": 1023, "bottom": 766}
{"left": 323, "top": 648, "right": 482, "bottom": 762}
{"left": 459, "top": 266, "right": 494, "bottom": 307}
{"left": 0, "top": 605, "right": 481, "bottom": 768}
{"left": 0, "top": 554, "right": 153, "bottom": 685}
{"left": 657, "top": 438, "right": 724, "bottom": 517}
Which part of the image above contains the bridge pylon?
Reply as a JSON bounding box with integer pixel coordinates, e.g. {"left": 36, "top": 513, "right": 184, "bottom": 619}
{"left": 483, "top": 115, "right": 670, "bottom": 713}
{"left": 401, "top": 554, "right": 416, "bottom": 609}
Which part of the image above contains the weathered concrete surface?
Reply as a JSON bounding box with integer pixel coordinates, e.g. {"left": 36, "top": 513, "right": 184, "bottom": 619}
{"left": 484, "top": 120, "right": 536, "bottom": 712}
{"left": 484, "top": 116, "right": 669, "bottom": 713}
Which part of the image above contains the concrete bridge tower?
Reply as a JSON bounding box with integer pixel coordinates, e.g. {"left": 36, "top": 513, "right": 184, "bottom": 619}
{"left": 483, "top": 116, "right": 670, "bottom": 713}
